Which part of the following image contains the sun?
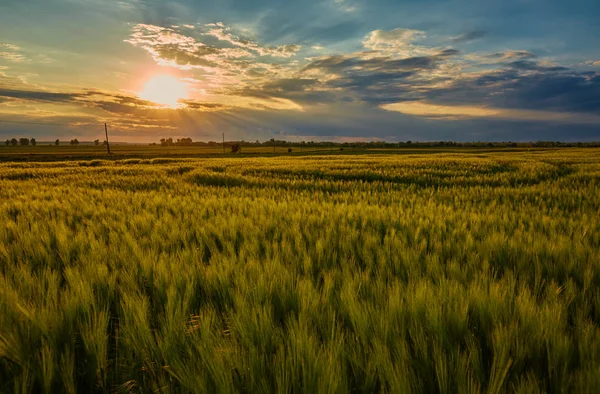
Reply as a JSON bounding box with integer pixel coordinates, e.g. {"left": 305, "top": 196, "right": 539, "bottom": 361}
{"left": 139, "top": 75, "right": 188, "bottom": 107}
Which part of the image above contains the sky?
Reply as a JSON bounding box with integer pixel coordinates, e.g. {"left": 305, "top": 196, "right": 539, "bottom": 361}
{"left": 1, "top": 0, "right": 599, "bottom": 142}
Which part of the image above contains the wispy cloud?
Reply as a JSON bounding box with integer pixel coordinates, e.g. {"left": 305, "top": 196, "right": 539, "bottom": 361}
{"left": 450, "top": 30, "right": 487, "bottom": 43}
{"left": 333, "top": 0, "right": 357, "bottom": 13}
{"left": 0, "top": 43, "right": 26, "bottom": 63}
{"left": 204, "top": 22, "right": 302, "bottom": 58}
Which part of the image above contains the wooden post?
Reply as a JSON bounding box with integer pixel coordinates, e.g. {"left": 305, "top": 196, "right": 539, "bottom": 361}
{"left": 104, "top": 123, "right": 111, "bottom": 154}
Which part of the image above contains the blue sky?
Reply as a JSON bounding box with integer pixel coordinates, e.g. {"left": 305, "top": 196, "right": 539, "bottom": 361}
{"left": 1, "top": 0, "right": 599, "bottom": 142}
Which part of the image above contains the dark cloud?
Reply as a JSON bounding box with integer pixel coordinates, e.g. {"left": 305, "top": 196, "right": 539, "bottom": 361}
{"left": 262, "top": 78, "right": 319, "bottom": 92}
{"left": 450, "top": 30, "right": 487, "bottom": 43}
{"left": 304, "top": 50, "right": 458, "bottom": 74}
{"left": 507, "top": 60, "right": 568, "bottom": 72}
{"left": 0, "top": 87, "right": 163, "bottom": 117}
{"left": 180, "top": 100, "right": 229, "bottom": 110}
{"left": 486, "top": 50, "right": 537, "bottom": 61}
{"left": 292, "top": 50, "right": 460, "bottom": 104}
{"left": 0, "top": 88, "right": 82, "bottom": 102}
{"left": 422, "top": 64, "right": 600, "bottom": 114}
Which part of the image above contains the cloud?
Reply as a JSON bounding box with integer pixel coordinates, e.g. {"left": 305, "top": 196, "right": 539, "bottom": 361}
{"left": 124, "top": 23, "right": 311, "bottom": 111}
{"left": 450, "top": 30, "right": 487, "bottom": 43}
{"left": 297, "top": 49, "right": 460, "bottom": 104}
{"left": 5, "top": 17, "right": 600, "bottom": 141}
{"left": 362, "top": 28, "right": 426, "bottom": 52}
{"left": 0, "top": 43, "right": 20, "bottom": 51}
{"left": 0, "top": 43, "right": 26, "bottom": 63}
{"left": 507, "top": 60, "right": 567, "bottom": 72}
{"left": 382, "top": 101, "right": 600, "bottom": 124}
{"left": 0, "top": 88, "right": 82, "bottom": 102}
{"left": 463, "top": 50, "right": 538, "bottom": 65}
{"left": 333, "top": 0, "right": 356, "bottom": 13}
{"left": 180, "top": 100, "right": 229, "bottom": 111}
{"left": 416, "top": 62, "right": 600, "bottom": 116}
{"left": 203, "top": 22, "right": 302, "bottom": 58}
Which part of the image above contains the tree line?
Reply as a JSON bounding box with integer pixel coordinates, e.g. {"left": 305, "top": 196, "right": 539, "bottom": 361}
{"left": 4, "top": 138, "right": 37, "bottom": 146}
{"left": 152, "top": 137, "right": 600, "bottom": 149}
{"left": 3, "top": 138, "right": 109, "bottom": 146}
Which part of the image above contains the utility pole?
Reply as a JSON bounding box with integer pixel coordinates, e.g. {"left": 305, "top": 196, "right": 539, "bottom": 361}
{"left": 222, "top": 133, "right": 225, "bottom": 154}
{"left": 104, "top": 123, "right": 111, "bottom": 154}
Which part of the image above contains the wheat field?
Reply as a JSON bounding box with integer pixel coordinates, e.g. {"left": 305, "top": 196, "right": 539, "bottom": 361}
{"left": 1, "top": 149, "right": 599, "bottom": 393}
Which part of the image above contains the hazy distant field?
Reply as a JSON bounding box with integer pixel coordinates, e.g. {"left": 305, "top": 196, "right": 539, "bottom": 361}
{"left": 0, "top": 144, "right": 355, "bottom": 160}
{"left": 1, "top": 149, "right": 600, "bottom": 393}
{"left": 0, "top": 144, "right": 543, "bottom": 161}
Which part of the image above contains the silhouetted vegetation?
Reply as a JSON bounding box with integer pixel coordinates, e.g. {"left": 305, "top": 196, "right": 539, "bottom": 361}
{"left": 160, "top": 137, "right": 193, "bottom": 146}
{"left": 152, "top": 138, "right": 600, "bottom": 150}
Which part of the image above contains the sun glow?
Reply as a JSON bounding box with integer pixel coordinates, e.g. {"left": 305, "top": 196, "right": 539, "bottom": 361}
{"left": 139, "top": 75, "right": 188, "bottom": 107}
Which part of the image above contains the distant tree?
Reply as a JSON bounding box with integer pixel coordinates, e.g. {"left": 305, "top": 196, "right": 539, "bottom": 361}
{"left": 231, "top": 143, "right": 241, "bottom": 153}
{"left": 11, "top": 138, "right": 18, "bottom": 146}
{"left": 55, "top": 139, "right": 60, "bottom": 146}
{"left": 70, "top": 139, "right": 79, "bottom": 146}
{"left": 288, "top": 147, "right": 293, "bottom": 153}
{"left": 406, "top": 140, "right": 412, "bottom": 145}
{"left": 4, "top": 139, "right": 9, "bottom": 146}
{"left": 103, "top": 140, "right": 108, "bottom": 145}
{"left": 160, "top": 138, "right": 174, "bottom": 146}
{"left": 19, "top": 138, "right": 30, "bottom": 146}
{"left": 94, "top": 139, "right": 100, "bottom": 146}
{"left": 31, "top": 138, "right": 36, "bottom": 146}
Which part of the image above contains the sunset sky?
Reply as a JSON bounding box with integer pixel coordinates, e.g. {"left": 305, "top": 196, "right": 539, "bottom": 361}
{"left": 1, "top": 0, "right": 599, "bottom": 142}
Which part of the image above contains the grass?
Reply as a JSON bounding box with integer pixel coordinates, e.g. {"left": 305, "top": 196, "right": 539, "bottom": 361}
{"left": 1, "top": 149, "right": 599, "bottom": 393}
